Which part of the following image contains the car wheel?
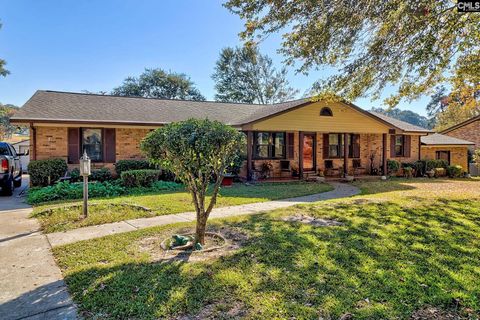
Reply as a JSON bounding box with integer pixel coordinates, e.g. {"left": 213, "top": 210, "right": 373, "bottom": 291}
{"left": 2, "top": 177, "right": 14, "bottom": 196}
{"left": 13, "top": 176, "right": 22, "bottom": 188}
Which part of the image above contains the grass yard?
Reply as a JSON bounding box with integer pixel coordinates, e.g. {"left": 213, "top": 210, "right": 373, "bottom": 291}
{"left": 32, "top": 181, "right": 333, "bottom": 233}
{"left": 53, "top": 178, "right": 480, "bottom": 319}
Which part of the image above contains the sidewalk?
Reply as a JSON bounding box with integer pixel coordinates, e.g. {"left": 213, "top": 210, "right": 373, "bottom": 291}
{"left": 0, "top": 176, "right": 77, "bottom": 320}
{"left": 47, "top": 182, "right": 360, "bottom": 247}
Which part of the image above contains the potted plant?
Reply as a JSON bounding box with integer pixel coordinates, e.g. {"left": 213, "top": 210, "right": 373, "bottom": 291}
{"left": 403, "top": 166, "right": 413, "bottom": 178}
{"left": 260, "top": 161, "right": 274, "bottom": 179}
{"left": 291, "top": 162, "right": 299, "bottom": 177}
{"left": 221, "top": 173, "right": 235, "bottom": 186}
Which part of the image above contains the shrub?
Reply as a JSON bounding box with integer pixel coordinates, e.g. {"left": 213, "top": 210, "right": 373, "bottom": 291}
{"left": 90, "top": 168, "right": 113, "bottom": 182}
{"left": 28, "top": 159, "right": 68, "bottom": 186}
{"left": 27, "top": 180, "right": 126, "bottom": 204}
{"left": 434, "top": 167, "right": 446, "bottom": 177}
{"left": 115, "top": 160, "right": 153, "bottom": 176}
{"left": 447, "top": 165, "right": 463, "bottom": 178}
{"left": 69, "top": 168, "right": 80, "bottom": 183}
{"left": 121, "top": 169, "right": 160, "bottom": 187}
{"left": 425, "top": 159, "right": 449, "bottom": 171}
{"left": 387, "top": 159, "right": 400, "bottom": 174}
{"left": 129, "top": 180, "right": 183, "bottom": 194}
{"left": 412, "top": 160, "right": 425, "bottom": 177}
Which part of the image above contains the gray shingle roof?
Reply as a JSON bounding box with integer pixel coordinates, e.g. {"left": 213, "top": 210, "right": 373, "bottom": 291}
{"left": 11, "top": 90, "right": 431, "bottom": 133}
{"left": 12, "top": 91, "right": 262, "bottom": 125}
{"left": 368, "top": 111, "right": 432, "bottom": 133}
{"left": 421, "top": 133, "right": 474, "bottom": 146}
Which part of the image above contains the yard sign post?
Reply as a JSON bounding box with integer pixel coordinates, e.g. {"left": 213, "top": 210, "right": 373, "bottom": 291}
{"left": 79, "top": 151, "right": 91, "bottom": 218}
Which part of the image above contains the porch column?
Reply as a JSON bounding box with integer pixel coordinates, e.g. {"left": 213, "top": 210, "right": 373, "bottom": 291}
{"left": 343, "top": 133, "right": 348, "bottom": 176}
{"left": 246, "top": 131, "right": 253, "bottom": 181}
{"left": 382, "top": 133, "right": 388, "bottom": 175}
{"left": 30, "top": 122, "right": 36, "bottom": 161}
{"left": 299, "top": 131, "right": 304, "bottom": 179}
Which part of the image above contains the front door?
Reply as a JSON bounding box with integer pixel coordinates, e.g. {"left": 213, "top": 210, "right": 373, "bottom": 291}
{"left": 302, "top": 133, "right": 315, "bottom": 171}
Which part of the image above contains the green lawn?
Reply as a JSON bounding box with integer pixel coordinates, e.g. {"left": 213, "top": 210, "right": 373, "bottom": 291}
{"left": 53, "top": 178, "right": 480, "bottom": 319}
{"left": 33, "top": 182, "right": 333, "bottom": 233}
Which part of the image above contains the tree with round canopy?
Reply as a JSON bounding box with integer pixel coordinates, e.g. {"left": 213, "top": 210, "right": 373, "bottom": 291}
{"left": 141, "top": 118, "right": 245, "bottom": 245}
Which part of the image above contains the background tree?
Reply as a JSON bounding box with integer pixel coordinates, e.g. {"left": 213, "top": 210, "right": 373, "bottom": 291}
{"left": 212, "top": 46, "right": 298, "bottom": 104}
{"left": 225, "top": 1, "right": 480, "bottom": 108}
{"left": 141, "top": 119, "right": 245, "bottom": 245}
{"left": 371, "top": 107, "right": 431, "bottom": 129}
{"left": 0, "top": 103, "right": 20, "bottom": 139}
{"left": 426, "top": 52, "right": 480, "bottom": 130}
{"left": 0, "top": 21, "right": 9, "bottom": 77}
{"left": 112, "top": 68, "right": 205, "bottom": 101}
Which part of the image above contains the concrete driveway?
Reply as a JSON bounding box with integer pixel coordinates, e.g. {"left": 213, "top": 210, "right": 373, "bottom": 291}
{"left": 0, "top": 176, "right": 77, "bottom": 320}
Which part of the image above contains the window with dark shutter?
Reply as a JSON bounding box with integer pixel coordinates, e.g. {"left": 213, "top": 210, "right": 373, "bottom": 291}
{"left": 68, "top": 128, "right": 80, "bottom": 164}
{"left": 391, "top": 134, "right": 408, "bottom": 157}
{"left": 253, "top": 132, "right": 286, "bottom": 159}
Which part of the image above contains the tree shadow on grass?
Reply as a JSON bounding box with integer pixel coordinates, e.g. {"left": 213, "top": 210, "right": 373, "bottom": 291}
{"left": 63, "top": 200, "right": 480, "bottom": 319}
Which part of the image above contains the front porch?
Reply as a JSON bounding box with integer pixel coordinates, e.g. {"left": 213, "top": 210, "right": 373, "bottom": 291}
{"left": 244, "top": 131, "right": 401, "bottom": 181}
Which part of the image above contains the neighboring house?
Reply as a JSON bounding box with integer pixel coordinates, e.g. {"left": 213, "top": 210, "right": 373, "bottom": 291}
{"left": 10, "top": 90, "right": 472, "bottom": 179}
{"left": 440, "top": 115, "right": 480, "bottom": 151}
{"left": 10, "top": 139, "right": 30, "bottom": 172}
{"left": 420, "top": 134, "right": 473, "bottom": 170}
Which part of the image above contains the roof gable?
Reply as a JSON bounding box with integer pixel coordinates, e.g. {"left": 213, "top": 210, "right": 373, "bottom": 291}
{"left": 440, "top": 115, "right": 480, "bottom": 134}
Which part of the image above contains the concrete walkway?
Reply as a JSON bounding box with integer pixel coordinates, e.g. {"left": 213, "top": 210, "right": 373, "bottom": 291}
{"left": 48, "top": 182, "right": 360, "bottom": 247}
{"left": 0, "top": 176, "right": 77, "bottom": 320}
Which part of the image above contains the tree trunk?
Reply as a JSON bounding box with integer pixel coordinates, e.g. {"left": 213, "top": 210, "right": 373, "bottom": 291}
{"left": 195, "top": 214, "right": 207, "bottom": 245}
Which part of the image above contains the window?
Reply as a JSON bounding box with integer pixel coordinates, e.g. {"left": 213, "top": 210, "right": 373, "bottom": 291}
{"left": 8, "top": 145, "right": 17, "bottom": 157}
{"left": 253, "top": 132, "right": 285, "bottom": 159}
{"left": 320, "top": 107, "right": 333, "bottom": 116}
{"left": 394, "top": 135, "right": 404, "bottom": 157}
{"left": 329, "top": 134, "right": 342, "bottom": 157}
{"left": 436, "top": 151, "right": 450, "bottom": 164}
{"left": 327, "top": 134, "right": 360, "bottom": 158}
{"left": 82, "top": 128, "right": 103, "bottom": 162}
{"left": 0, "top": 143, "right": 10, "bottom": 156}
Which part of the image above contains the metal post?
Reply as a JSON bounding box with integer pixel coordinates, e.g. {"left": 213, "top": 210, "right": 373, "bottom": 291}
{"left": 83, "top": 175, "right": 88, "bottom": 218}
{"left": 80, "top": 150, "right": 91, "bottom": 219}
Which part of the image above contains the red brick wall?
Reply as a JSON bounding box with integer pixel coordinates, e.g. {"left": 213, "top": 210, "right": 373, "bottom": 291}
{"left": 444, "top": 120, "right": 480, "bottom": 150}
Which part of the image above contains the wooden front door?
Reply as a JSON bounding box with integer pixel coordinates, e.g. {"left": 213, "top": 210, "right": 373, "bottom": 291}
{"left": 302, "top": 133, "right": 316, "bottom": 171}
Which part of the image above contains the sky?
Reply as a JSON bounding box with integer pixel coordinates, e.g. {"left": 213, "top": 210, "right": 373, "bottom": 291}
{"left": 0, "top": 0, "right": 431, "bottom": 116}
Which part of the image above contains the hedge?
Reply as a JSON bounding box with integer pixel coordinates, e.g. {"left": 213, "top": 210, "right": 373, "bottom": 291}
{"left": 121, "top": 169, "right": 160, "bottom": 187}
{"left": 27, "top": 181, "right": 125, "bottom": 204}
{"left": 28, "top": 159, "right": 68, "bottom": 187}
{"left": 27, "top": 180, "right": 183, "bottom": 205}
{"left": 115, "top": 160, "right": 153, "bottom": 176}
{"left": 425, "top": 159, "right": 449, "bottom": 172}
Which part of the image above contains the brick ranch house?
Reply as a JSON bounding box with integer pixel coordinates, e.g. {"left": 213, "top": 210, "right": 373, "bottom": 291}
{"left": 441, "top": 115, "right": 480, "bottom": 151}
{"left": 11, "top": 90, "right": 474, "bottom": 179}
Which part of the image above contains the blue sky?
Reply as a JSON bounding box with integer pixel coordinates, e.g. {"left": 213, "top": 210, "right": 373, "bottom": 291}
{"left": 0, "top": 0, "right": 430, "bottom": 115}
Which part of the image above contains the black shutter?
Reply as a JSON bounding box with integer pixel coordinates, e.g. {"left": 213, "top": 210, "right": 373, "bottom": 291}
{"left": 323, "top": 134, "right": 329, "bottom": 158}
{"left": 104, "top": 128, "right": 116, "bottom": 163}
{"left": 286, "top": 132, "right": 294, "bottom": 159}
{"left": 390, "top": 135, "right": 396, "bottom": 158}
{"left": 353, "top": 134, "right": 360, "bottom": 158}
{"left": 68, "top": 128, "right": 80, "bottom": 164}
{"left": 404, "top": 135, "right": 411, "bottom": 158}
